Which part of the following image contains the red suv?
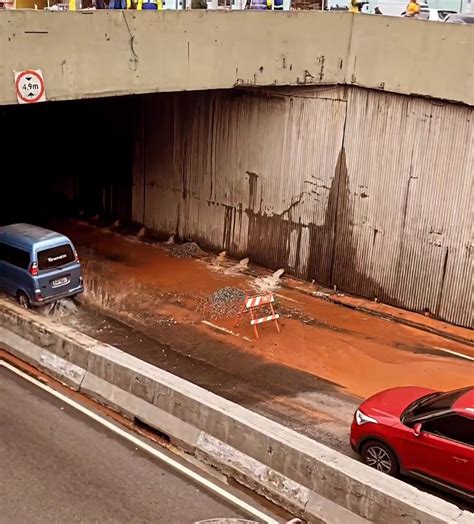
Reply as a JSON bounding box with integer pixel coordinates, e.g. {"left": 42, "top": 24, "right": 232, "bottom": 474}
{"left": 350, "top": 386, "right": 474, "bottom": 502}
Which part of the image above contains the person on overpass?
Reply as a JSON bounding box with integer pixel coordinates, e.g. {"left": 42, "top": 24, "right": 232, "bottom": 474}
{"left": 404, "top": 0, "right": 420, "bottom": 16}
{"left": 108, "top": 0, "right": 126, "bottom": 8}
{"left": 349, "top": 0, "right": 368, "bottom": 12}
{"left": 136, "top": 0, "right": 163, "bottom": 9}
{"left": 250, "top": 0, "right": 268, "bottom": 9}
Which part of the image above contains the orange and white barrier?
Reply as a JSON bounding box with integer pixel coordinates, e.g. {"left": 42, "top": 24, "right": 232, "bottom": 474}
{"left": 251, "top": 314, "right": 279, "bottom": 326}
{"left": 234, "top": 293, "right": 281, "bottom": 340}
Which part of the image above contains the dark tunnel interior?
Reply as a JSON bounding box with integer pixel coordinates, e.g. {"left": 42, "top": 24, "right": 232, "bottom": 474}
{"left": 0, "top": 96, "right": 139, "bottom": 228}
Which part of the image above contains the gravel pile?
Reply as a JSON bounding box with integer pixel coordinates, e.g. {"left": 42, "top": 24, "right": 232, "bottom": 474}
{"left": 201, "top": 287, "right": 246, "bottom": 319}
{"left": 172, "top": 241, "right": 203, "bottom": 258}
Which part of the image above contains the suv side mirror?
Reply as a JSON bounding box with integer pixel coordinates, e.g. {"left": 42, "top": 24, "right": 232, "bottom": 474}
{"left": 413, "top": 423, "right": 423, "bottom": 437}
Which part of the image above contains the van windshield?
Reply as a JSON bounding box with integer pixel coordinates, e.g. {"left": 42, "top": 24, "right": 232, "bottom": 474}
{"left": 37, "top": 244, "right": 75, "bottom": 270}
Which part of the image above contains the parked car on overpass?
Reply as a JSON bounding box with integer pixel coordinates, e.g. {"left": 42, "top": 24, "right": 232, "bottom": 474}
{"left": 350, "top": 386, "right": 474, "bottom": 503}
{"left": 401, "top": 7, "right": 457, "bottom": 20}
{"left": 444, "top": 13, "right": 474, "bottom": 23}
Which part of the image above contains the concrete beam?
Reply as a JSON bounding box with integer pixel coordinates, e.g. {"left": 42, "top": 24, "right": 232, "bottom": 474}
{"left": 0, "top": 11, "right": 472, "bottom": 106}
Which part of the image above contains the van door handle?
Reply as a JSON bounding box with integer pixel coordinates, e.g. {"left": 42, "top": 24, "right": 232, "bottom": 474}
{"left": 453, "top": 457, "right": 468, "bottom": 464}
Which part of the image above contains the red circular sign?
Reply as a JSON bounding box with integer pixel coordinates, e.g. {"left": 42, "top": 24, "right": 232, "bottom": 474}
{"left": 15, "top": 70, "right": 45, "bottom": 104}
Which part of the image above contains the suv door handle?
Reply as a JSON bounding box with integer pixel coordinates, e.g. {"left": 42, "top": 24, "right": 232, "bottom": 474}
{"left": 453, "top": 457, "right": 468, "bottom": 464}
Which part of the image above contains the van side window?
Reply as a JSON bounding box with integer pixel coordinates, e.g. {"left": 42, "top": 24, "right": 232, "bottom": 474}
{"left": 0, "top": 242, "right": 30, "bottom": 270}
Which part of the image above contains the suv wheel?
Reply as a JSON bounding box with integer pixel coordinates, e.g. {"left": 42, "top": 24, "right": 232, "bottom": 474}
{"left": 361, "top": 440, "right": 398, "bottom": 476}
{"left": 17, "top": 291, "right": 31, "bottom": 309}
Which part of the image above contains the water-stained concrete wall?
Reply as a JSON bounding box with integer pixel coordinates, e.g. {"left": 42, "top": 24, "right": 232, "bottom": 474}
{"left": 1, "top": 10, "right": 473, "bottom": 106}
{"left": 133, "top": 87, "right": 473, "bottom": 328}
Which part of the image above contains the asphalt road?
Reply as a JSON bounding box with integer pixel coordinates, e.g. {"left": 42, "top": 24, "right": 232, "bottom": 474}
{"left": 0, "top": 366, "right": 281, "bottom": 524}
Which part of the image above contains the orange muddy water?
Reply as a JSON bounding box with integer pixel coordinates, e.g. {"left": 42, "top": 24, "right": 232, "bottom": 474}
{"left": 58, "top": 220, "right": 474, "bottom": 400}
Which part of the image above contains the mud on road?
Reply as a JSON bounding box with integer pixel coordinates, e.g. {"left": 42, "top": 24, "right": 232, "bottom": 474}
{"left": 38, "top": 220, "right": 470, "bottom": 456}
{"left": 67, "top": 305, "right": 359, "bottom": 455}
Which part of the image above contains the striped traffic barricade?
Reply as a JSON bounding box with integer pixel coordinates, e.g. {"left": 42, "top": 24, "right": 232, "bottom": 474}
{"left": 234, "top": 293, "right": 280, "bottom": 340}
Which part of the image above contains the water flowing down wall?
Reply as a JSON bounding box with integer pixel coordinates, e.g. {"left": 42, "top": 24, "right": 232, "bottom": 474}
{"left": 132, "top": 87, "right": 473, "bottom": 328}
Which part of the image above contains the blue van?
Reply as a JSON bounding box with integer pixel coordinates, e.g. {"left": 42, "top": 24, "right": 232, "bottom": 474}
{"left": 0, "top": 224, "right": 83, "bottom": 308}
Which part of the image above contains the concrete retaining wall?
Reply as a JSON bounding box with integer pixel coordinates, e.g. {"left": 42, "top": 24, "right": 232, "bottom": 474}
{"left": 0, "top": 299, "right": 471, "bottom": 524}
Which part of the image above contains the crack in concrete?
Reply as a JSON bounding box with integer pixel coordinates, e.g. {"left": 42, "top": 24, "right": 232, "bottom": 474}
{"left": 122, "top": 12, "right": 139, "bottom": 72}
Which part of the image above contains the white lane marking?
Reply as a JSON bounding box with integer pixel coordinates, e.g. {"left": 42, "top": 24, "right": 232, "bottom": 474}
{"left": 1, "top": 360, "right": 278, "bottom": 524}
{"left": 201, "top": 321, "right": 252, "bottom": 342}
{"left": 433, "top": 347, "right": 474, "bottom": 362}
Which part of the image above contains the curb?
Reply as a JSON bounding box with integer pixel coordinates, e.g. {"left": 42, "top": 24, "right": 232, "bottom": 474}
{"left": 325, "top": 297, "right": 473, "bottom": 347}
{"left": 280, "top": 283, "right": 473, "bottom": 347}
{"left": 0, "top": 299, "right": 471, "bottom": 524}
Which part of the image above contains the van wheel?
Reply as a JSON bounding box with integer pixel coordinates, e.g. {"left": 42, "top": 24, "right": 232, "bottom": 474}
{"left": 361, "top": 440, "right": 399, "bottom": 476}
{"left": 17, "top": 292, "right": 31, "bottom": 309}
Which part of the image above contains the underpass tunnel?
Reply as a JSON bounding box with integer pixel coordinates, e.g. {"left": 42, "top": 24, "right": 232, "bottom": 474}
{"left": 1, "top": 86, "right": 472, "bottom": 328}
{"left": 0, "top": 95, "right": 139, "bottom": 228}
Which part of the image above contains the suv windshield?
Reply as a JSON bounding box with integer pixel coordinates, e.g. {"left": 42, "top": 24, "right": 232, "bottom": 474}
{"left": 37, "top": 244, "right": 75, "bottom": 271}
{"left": 404, "top": 388, "right": 470, "bottom": 423}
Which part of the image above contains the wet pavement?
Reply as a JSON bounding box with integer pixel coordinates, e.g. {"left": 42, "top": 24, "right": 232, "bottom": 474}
{"left": 1, "top": 366, "right": 280, "bottom": 523}
{"left": 43, "top": 219, "right": 474, "bottom": 458}
{"left": 66, "top": 305, "right": 359, "bottom": 454}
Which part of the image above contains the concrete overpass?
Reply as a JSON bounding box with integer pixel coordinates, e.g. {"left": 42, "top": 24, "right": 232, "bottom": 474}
{"left": 0, "top": 10, "right": 473, "bottom": 106}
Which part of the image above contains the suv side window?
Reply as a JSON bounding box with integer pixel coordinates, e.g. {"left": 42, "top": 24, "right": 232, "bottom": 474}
{"left": 0, "top": 242, "right": 30, "bottom": 270}
{"left": 423, "top": 414, "right": 474, "bottom": 446}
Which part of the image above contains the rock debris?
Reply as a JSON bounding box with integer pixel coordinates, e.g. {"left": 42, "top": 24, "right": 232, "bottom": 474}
{"left": 171, "top": 242, "right": 203, "bottom": 258}
{"left": 200, "top": 287, "right": 246, "bottom": 319}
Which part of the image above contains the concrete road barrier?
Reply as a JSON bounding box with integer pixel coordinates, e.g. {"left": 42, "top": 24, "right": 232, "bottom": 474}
{"left": 0, "top": 299, "right": 471, "bottom": 524}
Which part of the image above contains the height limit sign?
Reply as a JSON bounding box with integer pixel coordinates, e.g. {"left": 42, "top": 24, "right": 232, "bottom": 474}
{"left": 14, "top": 69, "right": 46, "bottom": 104}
